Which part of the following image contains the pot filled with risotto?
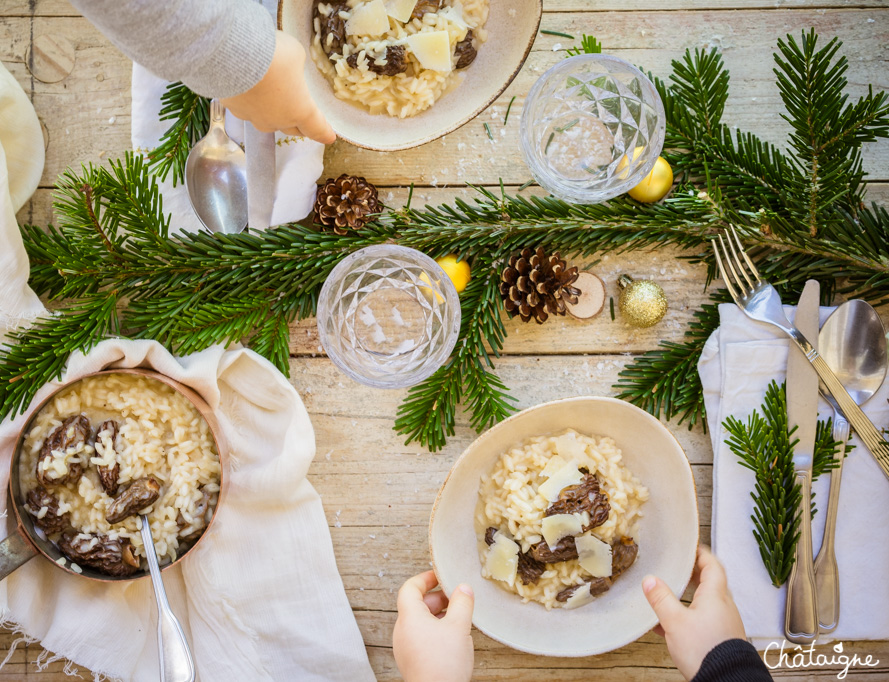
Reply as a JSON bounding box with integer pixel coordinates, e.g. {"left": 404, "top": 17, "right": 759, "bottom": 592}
{"left": 429, "top": 396, "right": 698, "bottom": 657}
{"left": 1, "top": 369, "right": 225, "bottom": 582}
{"left": 279, "top": 0, "right": 542, "bottom": 149}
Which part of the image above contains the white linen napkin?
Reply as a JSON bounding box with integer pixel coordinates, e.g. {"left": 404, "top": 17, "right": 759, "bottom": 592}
{"left": 0, "top": 58, "right": 373, "bottom": 682}
{"left": 699, "top": 303, "right": 889, "bottom": 647}
{"left": 131, "top": 65, "right": 324, "bottom": 234}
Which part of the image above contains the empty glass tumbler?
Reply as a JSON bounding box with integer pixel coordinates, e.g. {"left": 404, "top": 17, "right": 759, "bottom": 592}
{"left": 520, "top": 54, "right": 666, "bottom": 204}
{"left": 317, "top": 245, "right": 461, "bottom": 389}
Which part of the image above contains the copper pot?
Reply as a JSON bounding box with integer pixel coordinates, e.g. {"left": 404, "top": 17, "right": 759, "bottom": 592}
{"left": 0, "top": 369, "right": 228, "bottom": 582}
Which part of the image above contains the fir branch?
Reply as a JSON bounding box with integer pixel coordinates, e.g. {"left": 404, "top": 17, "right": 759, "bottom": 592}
{"left": 145, "top": 82, "right": 211, "bottom": 186}
{"left": 723, "top": 381, "right": 841, "bottom": 587}
{"left": 394, "top": 266, "right": 514, "bottom": 451}
{"left": 565, "top": 35, "right": 602, "bottom": 58}
{"left": 0, "top": 294, "right": 119, "bottom": 418}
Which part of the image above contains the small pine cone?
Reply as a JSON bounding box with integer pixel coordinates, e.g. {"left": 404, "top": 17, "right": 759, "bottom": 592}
{"left": 314, "top": 174, "right": 382, "bottom": 234}
{"left": 500, "top": 247, "right": 581, "bottom": 324}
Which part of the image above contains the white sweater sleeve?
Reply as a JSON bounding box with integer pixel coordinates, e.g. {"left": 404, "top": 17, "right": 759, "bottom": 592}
{"left": 70, "top": 0, "right": 277, "bottom": 99}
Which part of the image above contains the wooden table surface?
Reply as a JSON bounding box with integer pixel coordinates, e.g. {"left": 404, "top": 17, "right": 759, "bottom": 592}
{"left": 3, "top": 0, "right": 889, "bottom": 679}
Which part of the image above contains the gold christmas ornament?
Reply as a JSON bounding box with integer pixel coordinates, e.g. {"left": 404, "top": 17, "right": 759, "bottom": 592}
{"left": 617, "top": 274, "right": 668, "bottom": 328}
{"left": 627, "top": 156, "right": 673, "bottom": 203}
{"left": 435, "top": 254, "right": 471, "bottom": 293}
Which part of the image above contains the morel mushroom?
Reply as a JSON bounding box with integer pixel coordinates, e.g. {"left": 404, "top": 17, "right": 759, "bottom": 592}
{"left": 611, "top": 536, "right": 638, "bottom": 577}
{"left": 346, "top": 45, "right": 408, "bottom": 76}
{"left": 528, "top": 535, "right": 578, "bottom": 564}
{"left": 106, "top": 477, "right": 161, "bottom": 524}
{"left": 314, "top": 0, "right": 347, "bottom": 57}
{"left": 484, "top": 527, "right": 545, "bottom": 585}
{"left": 58, "top": 531, "right": 141, "bottom": 577}
{"left": 176, "top": 487, "right": 213, "bottom": 545}
{"left": 94, "top": 420, "right": 121, "bottom": 496}
{"left": 454, "top": 30, "right": 477, "bottom": 69}
{"left": 410, "top": 0, "right": 440, "bottom": 21}
{"left": 25, "top": 486, "right": 70, "bottom": 535}
{"left": 556, "top": 577, "right": 612, "bottom": 603}
{"left": 544, "top": 473, "right": 610, "bottom": 531}
{"left": 36, "top": 415, "right": 90, "bottom": 486}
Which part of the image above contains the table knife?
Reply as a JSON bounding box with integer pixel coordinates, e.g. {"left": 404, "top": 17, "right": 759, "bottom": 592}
{"left": 784, "top": 279, "right": 821, "bottom": 645}
{"left": 245, "top": 0, "right": 279, "bottom": 231}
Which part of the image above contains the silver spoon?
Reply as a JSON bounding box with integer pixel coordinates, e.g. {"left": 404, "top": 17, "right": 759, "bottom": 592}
{"left": 140, "top": 515, "right": 196, "bottom": 682}
{"left": 814, "top": 300, "right": 888, "bottom": 633}
{"left": 185, "top": 99, "right": 248, "bottom": 234}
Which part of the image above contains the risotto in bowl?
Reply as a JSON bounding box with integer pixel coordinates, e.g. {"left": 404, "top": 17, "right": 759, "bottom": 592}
{"left": 9, "top": 370, "right": 224, "bottom": 581}
{"left": 430, "top": 396, "right": 698, "bottom": 657}
{"left": 279, "top": 0, "right": 542, "bottom": 149}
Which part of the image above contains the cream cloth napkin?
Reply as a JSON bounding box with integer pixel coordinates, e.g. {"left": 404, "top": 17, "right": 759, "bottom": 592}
{"left": 0, "top": 341, "right": 375, "bottom": 682}
{"left": 0, "top": 62, "right": 45, "bottom": 335}
{"left": 699, "top": 303, "right": 889, "bottom": 647}
{"left": 0, "top": 58, "right": 373, "bottom": 682}
{"left": 131, "top": 65, "right": 324, "bottom": 233}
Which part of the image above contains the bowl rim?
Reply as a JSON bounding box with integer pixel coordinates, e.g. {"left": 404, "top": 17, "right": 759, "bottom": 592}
{"left": 278, "top": 0, "right": 544, "bottom": 151}
{"left": 428, "top": 394, "right": 699, "bottom": 657}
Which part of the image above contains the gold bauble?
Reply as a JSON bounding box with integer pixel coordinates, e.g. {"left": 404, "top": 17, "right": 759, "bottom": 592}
{"left": 435, "top": 254, "right": 471, "bottom": 293}
{"left": 627, "top": 156, "right": 674, "bottom": 203}
{"left": 617, "top": 274, "right": 668, "bottom": 328}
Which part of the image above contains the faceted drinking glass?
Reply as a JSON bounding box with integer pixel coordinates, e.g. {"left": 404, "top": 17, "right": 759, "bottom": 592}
{"left": 317, "top": 245, "right": 461, "bottom": 389}
{"left": 520, "top": 54, "right": 666, "bottom": 204}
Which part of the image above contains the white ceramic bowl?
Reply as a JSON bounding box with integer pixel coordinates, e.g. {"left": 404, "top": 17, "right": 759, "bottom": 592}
{"left": 429, "top": 396, "right": 699, "bottom": 657}
{"left": 279, "top": 0, "right": 542, "bottom": 150}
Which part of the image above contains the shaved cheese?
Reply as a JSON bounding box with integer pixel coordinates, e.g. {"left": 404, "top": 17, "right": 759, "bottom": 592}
{"left": 564, "top": 583, "right": 596, "bottom": 610}
{"left": 406, "top": 31, "right": 453, "bottom": 72}
{"left": 437, "top": 6, "right": 469, "bottom": 36}
{"left": 537, "top": 461, "right": 583, "bottom": 501}
{"left": 346, "top": 0, "right": 390, "bottom": 37}
{"left": 541, "top": 513, "right": 583, "bottom": 550}
{"left": 385, "top": 0, "right": 418, "bottom": 22}
{"left": 554, "top": 432, "right": 586, "bottom": 462}
{"left": 540, "top": 455, "right": 567, "bottom": 478}
{"left": 485, "top": 534, "right": 519, "bottom": 585}
{"left": 576, "top": 533, "right": 613, "bottom": 578}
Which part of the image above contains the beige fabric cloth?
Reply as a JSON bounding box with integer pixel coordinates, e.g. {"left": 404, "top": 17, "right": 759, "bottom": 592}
{"left": 0, "top": 59, "right": 373, "bottom": 682}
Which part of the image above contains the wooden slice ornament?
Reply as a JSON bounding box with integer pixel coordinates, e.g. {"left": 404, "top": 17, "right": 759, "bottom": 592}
{"left": 566, "top": 272, "right": 606, "bottom": 320}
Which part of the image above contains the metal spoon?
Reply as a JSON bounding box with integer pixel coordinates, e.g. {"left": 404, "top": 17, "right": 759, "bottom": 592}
{"left": 813, "top": 300, "right": 888, "bottom": 633}
{"left": 185, "top": 99, "right": 248, "bottom": 234}
{"left": 140, "top": 515, "right": 196, "bottom": 682}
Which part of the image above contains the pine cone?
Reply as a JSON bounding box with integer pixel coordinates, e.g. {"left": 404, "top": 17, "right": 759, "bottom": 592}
{"left": 314, "top": 174, "right": 381, "bottom": 234}
{"left": 500, "top": 247, "right": 581, "bottom": 324}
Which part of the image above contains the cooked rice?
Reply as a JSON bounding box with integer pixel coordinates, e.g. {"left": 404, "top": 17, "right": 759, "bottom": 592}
{"left": 311, "top": 0, "right": 489, "bottom": 117}
{"left": 20, "top": 373, "right": 220, "bottom": 566}
{"left": 475, "top": 429, "right": 649, "bottom": 609}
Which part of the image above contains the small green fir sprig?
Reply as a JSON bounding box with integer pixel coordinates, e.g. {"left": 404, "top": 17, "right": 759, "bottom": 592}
{"left": 723, "top": 381, "right": 843, "bottom": 587}
{"left": 145, "top": 82, "right": 210, "bottom": 186}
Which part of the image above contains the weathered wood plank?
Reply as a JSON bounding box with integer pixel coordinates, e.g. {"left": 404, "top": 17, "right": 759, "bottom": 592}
{"left": 4, "top": 0, "right": 889, "bottom": 17}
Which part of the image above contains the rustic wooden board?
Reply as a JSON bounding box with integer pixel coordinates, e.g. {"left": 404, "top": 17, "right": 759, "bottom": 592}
{"left": 5, "top": 0, "right": 889, "bottom": 679}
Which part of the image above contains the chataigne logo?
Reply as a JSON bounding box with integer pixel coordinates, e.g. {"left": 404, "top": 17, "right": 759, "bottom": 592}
{"left": 763, "top": 641, "right": 880, "bottom": 679}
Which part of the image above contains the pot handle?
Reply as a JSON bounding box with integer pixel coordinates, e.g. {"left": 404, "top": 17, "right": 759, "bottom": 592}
{"left": 0, "top": 528, "right": 38, "bottom": 580}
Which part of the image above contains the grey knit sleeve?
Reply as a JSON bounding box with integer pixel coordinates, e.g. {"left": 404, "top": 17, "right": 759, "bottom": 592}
{"left": 69, "top": 0, "right": 277, "bottom": 99}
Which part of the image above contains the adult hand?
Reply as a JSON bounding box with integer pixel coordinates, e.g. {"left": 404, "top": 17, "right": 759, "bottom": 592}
{"left": 642, "top": 546, "right": 747, "bottom": 680}
{"left": 393, "top": 571, "right": 475, "bottom": 682}
{"left": 221, "top": 30, "right": 335, "bottom": 144}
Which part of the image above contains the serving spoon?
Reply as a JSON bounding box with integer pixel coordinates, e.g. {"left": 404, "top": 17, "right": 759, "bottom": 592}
{"left": 140, "top": 515, "right": 196, "bottom": 682}
{"left": 184, "top": 98, "right": 248, "bottom": 235}
{"left": 813, "top": 300, "right": 887, "bottom": 633}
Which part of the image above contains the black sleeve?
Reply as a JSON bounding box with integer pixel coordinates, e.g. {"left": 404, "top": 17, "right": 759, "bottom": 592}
{"left": 691, "top": 639, "right": 773, "bottom": 682}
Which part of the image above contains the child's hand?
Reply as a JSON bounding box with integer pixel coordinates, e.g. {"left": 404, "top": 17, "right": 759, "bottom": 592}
{"left": 393, "top": 571, "right": 474, "bottom": 682}
{"left": 222, "top": 30, "right": 335, "bottom": 144}
{"left": 642, "top": 546, "right": 747, "bottom": 680}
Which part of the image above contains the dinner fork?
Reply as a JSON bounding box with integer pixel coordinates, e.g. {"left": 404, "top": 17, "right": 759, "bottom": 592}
{"left": 712, "top": 226, "right": 889, "bottom": 479}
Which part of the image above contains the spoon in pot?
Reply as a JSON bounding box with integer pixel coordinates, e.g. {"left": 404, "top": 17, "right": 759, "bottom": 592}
{"left": 140, "top": 515, "right": 196, "bottom": 682}
{"left": 813, "top": 300, "right": 888, "bottom": 633}
{"left": 185, "top": 98, "right": 248, "bottom": 234}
